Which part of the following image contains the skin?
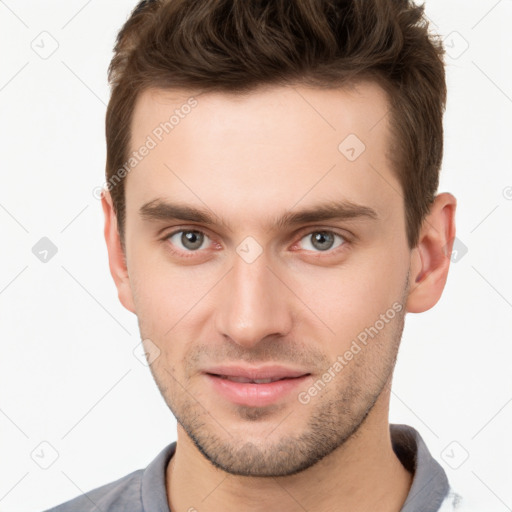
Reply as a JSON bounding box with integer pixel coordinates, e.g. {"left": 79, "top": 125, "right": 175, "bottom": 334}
{"left": 102, "top": 82, "right": 456, "bottom": 512}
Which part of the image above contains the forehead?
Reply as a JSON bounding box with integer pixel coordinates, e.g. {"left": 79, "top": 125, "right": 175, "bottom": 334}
{"left": 126, "top": 82, "right": 400, "bottom": 227}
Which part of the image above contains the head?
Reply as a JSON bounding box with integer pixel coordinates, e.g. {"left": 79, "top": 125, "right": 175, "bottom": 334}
{"left": 102, "top": 0, "right": 456, "bottom": 477}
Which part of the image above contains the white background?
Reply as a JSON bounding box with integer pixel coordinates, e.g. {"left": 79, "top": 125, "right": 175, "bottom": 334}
{"left": 1, "top": 1, "right": 511, "bottom": 511}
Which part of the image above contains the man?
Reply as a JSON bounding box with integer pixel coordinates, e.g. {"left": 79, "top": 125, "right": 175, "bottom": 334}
{"left": 45, "top": 0, "right": 466, "bottom": 510}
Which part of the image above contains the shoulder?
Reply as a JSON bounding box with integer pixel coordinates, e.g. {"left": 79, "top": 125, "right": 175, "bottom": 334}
{"left": 42, "top": 442, "right": 176, "bottom": 512}
{"left": 42, "top": 468, "right": 144, "bottom": 512}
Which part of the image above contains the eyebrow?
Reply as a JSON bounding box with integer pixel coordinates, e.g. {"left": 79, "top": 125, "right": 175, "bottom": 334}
{"left": 139, "top": 198, "right": 379, "bottom": 231}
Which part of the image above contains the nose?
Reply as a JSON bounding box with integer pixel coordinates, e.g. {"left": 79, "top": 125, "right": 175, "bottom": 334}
{"left": 214, "top": 250, "right": 293, "bottom": 349}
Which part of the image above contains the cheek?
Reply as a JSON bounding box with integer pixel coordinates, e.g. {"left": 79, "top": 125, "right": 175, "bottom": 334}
{"left": 127, "top": 252, "right": 177, "bottom": 336}
{"left": 290, "top": 249, "right": 407, "bottom": 345}
{"left": 128, "top": 248, "right": 215, "bottom": 342}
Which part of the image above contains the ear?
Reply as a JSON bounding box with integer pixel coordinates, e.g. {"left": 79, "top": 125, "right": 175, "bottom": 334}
{"left": 406, "top": 192, "right": 457, "bottom": 313}
{"left": 101, "top": 189, "right": 136, "bottom": 314}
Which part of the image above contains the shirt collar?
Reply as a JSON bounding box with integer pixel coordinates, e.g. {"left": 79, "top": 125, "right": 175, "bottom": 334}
{"left": 141, "top": 441, "right": 176, "bottom": 512}
{"left": 391, "top": 423, "right": 450, "bottom": 511}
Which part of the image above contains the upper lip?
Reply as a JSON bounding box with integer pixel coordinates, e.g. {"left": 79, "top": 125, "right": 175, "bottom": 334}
{"left": 204, "top": 365, "right": 310, "bottom": 380}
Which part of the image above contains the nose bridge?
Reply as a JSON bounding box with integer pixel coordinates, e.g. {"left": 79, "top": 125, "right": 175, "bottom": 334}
{"left": 215, "top": 249, "right": 292, "bottom": 348}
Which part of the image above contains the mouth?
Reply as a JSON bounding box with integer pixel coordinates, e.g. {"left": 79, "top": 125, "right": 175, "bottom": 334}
{"left": 203, "top": 366, "right": 312, "bottom": 407}
{"left": 204, "top": 364, "right": 310, "bottom": 381}
{"left": 206, "top": 374, "right": 308, "bottom": 384}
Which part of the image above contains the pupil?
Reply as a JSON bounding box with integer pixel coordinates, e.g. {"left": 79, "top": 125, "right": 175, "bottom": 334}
{"left": 182, "top": 231, "right": 203, "bottom": 250}
{"left": 312, "top": 232, "right": 333, "bottom": 251}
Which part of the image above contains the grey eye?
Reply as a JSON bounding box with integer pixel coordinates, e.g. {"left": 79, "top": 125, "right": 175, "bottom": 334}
{"left": 169, "top": 230, "right": 208, "bottom": 251}
{"left": 299, "top": 231, "right": 344, "bottom": 252}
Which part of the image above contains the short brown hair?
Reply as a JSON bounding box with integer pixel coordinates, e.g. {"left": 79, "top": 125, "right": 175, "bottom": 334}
{"left": 106, "top": 0, "right": 447, "bottom": 250}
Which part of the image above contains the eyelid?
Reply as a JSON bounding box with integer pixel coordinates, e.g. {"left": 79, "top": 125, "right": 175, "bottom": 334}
{"left": 293, "top": 226, "right": 353, "bottom": 242}
{"left": 162, "top": 226, "right": 214, "bottom": 240}
{"left": 290, "top": 227, "right": 351, "bottom": 254}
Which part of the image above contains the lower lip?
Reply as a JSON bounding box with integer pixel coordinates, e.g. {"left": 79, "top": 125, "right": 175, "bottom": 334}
{"left": 205, "top": 373, "right": 311, "bottom": 407}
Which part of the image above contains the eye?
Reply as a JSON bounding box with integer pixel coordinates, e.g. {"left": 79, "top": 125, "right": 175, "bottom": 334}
{"left": 297, "top": 230, "right": 346, "bottom": 252}
{"left": 166, "top": 229, "right": 211, "bottom": 252}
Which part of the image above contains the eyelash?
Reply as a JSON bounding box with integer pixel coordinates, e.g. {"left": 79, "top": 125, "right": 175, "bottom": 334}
{"left": 160, "top": 227, "right": 351, "bottom": 259}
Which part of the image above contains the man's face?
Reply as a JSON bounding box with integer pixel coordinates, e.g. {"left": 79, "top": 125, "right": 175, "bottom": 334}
{"left": 120, "top": 82, "right": 413, "bottom": 477}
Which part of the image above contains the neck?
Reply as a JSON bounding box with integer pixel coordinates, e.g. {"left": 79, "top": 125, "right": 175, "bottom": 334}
{"left": 166, "top": 392, "right": 412, "bottom": 512}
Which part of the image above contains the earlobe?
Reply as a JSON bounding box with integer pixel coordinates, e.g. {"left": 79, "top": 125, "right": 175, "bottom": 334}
{"left": 405, "top": 192, "right": 457, "bottom": 314}
{"left": 101, "top": 189, "right": 136, "bottom": 314}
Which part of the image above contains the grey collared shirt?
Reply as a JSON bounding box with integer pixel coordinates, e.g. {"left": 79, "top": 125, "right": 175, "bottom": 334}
{"left": 43, "top": 423, "right": 464, "bottom": 512}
